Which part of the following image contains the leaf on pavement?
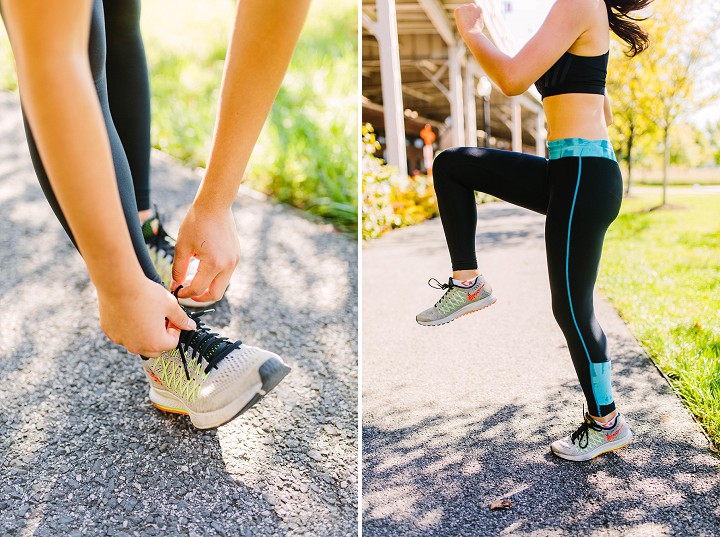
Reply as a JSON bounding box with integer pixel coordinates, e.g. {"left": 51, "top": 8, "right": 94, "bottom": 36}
{"left": 489, "top": 499, "right": 513, "bottom": 510}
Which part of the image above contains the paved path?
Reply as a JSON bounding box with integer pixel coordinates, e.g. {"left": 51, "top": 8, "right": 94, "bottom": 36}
{"left": 0, "top": 92, "right": 357, "bottom": 536}
{"left": 362, "top": 203, "right": 720, "bottom": 535}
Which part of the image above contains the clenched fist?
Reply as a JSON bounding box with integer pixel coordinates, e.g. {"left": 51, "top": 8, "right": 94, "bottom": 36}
{"left": 455, "top": 3, "right": 485, "bottom": 37}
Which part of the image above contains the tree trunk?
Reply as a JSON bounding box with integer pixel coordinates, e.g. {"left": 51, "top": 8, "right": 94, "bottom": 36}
{"left": 662, "top": 127, "right": 669, "bottom": 207}
{"left": 626, "top": 125, "right": 634, "bottom": 196}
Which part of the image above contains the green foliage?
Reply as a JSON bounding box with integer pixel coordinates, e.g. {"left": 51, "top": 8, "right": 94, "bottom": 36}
{"left": 598, "top": 194, "right": 720, "bottom": 446}
{"left": 247, "top": 0, "right": 357, "bottom": 230}
{"left": 607, "top": 0, "right": 720, "bottom": 193}
{"left": 0, "top": 24, "right": 17, "bottom": 91}
{"left": 362, "top": 124, "right": 438, "bottom": 239}
{"left": 0, "top": 0, "right": 356, "bottom": 231}
{"left": 142, "top": 0, "right": 357, "bottom": 230}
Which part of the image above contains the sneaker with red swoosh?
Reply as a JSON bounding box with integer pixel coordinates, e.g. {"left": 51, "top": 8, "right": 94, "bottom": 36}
{"left": 551, "top": 412, "right": 633, "bottom": 461}
{"left": 141, "top": 308, "right": 290, "bottom": 429}
{"left": 416, "top": 274, "right": 497, "bottom": 326}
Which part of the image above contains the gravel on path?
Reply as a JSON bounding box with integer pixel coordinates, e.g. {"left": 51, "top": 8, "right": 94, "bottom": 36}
{"left": 0, "top": 92, "right": 358, "bottom": 536}
{"left": 362, "top": 202, "right": 720, "bottom": 536}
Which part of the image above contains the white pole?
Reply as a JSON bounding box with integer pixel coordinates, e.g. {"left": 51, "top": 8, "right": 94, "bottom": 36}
{"left": 536, "top": 110, "right": 546, "bottom": 157}
{"left": 464, "top": 67, "right": 477, "bottom": 147}
{"left": 511, "top": 98, "right": 522, "bottom": 153}
{"left": 375, "top": 0, "right": 408, "bottom": 177}
{"left": 448, "top": 45, "right": 466, "bottom": 147}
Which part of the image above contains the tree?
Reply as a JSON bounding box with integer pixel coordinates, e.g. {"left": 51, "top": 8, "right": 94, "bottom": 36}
{"left": 641, "top": 0, "right": 719, "bottom": 205}
{"left": 607, "top": 39, "right": 657, "bottom": 196}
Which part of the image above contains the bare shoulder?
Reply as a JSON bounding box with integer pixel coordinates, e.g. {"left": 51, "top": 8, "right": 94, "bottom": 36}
{"left": 552, "top": 0, "right": 604, "bottom": 19}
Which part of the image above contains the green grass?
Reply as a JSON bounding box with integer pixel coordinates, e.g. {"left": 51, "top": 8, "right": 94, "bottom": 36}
{"left": 624, "top": 166, "right": 720, "bottom": 186}
{"left": 141, "top": 0, "right": 357, "bottom": 231}
{"left": 598, "top": 194, "right": 720, "bottom": 448}
{"left": 0, "top": 0, "right": 357, "bottom": 232}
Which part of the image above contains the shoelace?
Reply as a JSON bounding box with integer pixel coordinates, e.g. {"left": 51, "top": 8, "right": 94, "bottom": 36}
{"left": 570, "top": 411, "right": 603, "bottom": 449}
{"left": 428, "top": 277, "right": 455, "bottom": 307}
{"left": 143, "top": 206, "right": 176, "bottom": 260}
{"left": 148, "top": 218, "right": 175, "bottom": 259}
{"left": 173, "top": 287, "right": 242, "bottom": 381}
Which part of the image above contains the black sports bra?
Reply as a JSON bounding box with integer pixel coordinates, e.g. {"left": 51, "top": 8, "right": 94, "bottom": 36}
{"left": 534, "top": 51, "right": 608, "bottom": 99}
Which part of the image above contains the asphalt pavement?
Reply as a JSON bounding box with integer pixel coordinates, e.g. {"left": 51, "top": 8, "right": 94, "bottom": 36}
{"left": 0, "top": 91, "right": 358, "bottom": 536}
{"left": 362, "top": 201, "right": 720, "bottom": 535}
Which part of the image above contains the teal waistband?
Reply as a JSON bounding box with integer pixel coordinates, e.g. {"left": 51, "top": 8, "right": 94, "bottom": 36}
{"left": 547, "top": 138, "right": 616, "bottom": 162}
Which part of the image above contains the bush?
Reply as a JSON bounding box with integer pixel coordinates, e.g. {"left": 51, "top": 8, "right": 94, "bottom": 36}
{"left": 143, "top": 0, "right": 357, "bottom": 231}
{"left": 0, "top": 0, "right": 357, "bottom": 232}
{"left": 362, "top": 124, "right": 438, "bottom": 239}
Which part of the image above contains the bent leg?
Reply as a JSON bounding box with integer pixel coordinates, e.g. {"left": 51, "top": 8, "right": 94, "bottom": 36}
{"left": 546, "top": 156, "right": 623, "bottom": 417}
{"left": 432, "top": 147, "right": 550, "bottom": 270}
{"left": 20, "top": 0, "right": 161, "bottom": 284}
{"left": 103, "top": 0, "right": 152, "bottom": 212}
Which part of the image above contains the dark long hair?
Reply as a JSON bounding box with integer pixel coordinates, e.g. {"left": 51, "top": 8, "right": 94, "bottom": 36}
{"left": 604, "top": 0, "right": 653, "bottom": 56}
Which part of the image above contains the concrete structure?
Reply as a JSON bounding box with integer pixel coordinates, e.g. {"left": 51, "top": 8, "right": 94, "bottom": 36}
{"left": 362, "top": 0, "right": 547, "bottom": 175}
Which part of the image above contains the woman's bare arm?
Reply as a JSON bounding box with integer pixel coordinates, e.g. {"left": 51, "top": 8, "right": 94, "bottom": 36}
{"left": 455, "top": 0, "right": 597, "bottom": 96}
{"left": 172, "top": 0, "right": 311, "bottom": 303}
{"left": 2, "top": 0, "right": 193, "bottom": 355}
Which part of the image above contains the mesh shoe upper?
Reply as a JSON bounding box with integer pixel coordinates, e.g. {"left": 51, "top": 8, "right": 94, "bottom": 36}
{"left": 143, "top": 309, "right": 275, "bottom": 414}
{"left": 551, "top": 412, "right": 632, "bottom": 460}
{"left": 141, "top": 212, "right": 200, "bottom": 291}
{"left": 416, "top": 276, "right": 492, "bottom": 323}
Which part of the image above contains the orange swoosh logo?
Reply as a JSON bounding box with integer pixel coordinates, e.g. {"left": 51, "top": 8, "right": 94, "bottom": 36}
{"left": 606, "top": 423, "right": 623, "bottom": 441}
{"left": 147, "top": 369, "right": 162, "bottom": 385}
{"left": 467, "top": 282, "right": 485, "bottom": 301}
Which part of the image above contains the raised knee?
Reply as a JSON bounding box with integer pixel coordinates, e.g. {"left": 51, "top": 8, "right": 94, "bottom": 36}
{"left": 432, "top": 148, "right": 462, "bottom": 184}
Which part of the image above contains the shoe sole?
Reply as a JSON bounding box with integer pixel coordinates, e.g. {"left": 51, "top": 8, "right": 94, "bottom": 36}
{"left": 149, "top": 356, "right": 291, "bottom": 430}
{"left": 416, "top": 295, "right": 497, "bottom": 326}
{"left": 551, "top": 431, "right": 634, "bottom": 462}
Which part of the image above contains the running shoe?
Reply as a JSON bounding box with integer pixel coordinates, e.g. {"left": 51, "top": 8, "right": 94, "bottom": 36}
{"left": 551, "top": 412, "right": 633, "bottom": 461}
{"left": 142, "top": 210, "right": 220, "bottom": 308}
{"left": 142, "top": 308, "right": 290, "bottom": 429}
{"left": 416, "top": 275, "right": 496, "bottom": 326}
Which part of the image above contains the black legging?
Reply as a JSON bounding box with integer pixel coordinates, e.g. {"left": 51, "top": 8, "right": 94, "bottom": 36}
{"left": 16, "top": 0, "right": 160, "bottom": 284}
{"left": 432, "top": 146, "right": 623, "bottom": 417}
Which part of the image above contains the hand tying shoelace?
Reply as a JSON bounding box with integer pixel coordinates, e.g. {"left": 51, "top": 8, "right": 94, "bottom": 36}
{"left": 172, "top": 286, "right": 242, "bottom": 381}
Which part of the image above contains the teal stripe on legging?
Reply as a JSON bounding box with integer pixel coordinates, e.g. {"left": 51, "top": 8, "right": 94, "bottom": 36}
{"left": 565, "top": 156, "right": 613, "bottom": 412}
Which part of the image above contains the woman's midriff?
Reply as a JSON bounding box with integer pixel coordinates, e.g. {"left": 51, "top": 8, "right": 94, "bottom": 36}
{"left": 543, "top": 93, "right": 608, "bottom": 142}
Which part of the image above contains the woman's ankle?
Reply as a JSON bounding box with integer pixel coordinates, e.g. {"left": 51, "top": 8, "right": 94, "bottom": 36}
{"left": 138, "top": 208, "right": 153, "bottom": 224}
{"left": 591, "top": 409, "right": 618, "bottom": 424}
{"left": 452, "top": 269, "right": 480, "bottom": 281}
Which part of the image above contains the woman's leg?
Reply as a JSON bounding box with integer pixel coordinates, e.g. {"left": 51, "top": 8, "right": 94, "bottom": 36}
{"left": 432, "top": 147, "right": 550, "bottom": 272}
{"left": 20, "top": 0, "right": 161, "bottom": 284}
{"left": 545, "top": 156, "right": 623, "bottom": 418}
{"left": 103, "top": 0, "right": 152, "bottom": 215}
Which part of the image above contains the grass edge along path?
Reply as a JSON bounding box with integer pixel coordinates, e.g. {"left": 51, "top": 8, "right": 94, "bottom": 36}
{"left": 597, "top": 193, "right": 720, "bottom": 451}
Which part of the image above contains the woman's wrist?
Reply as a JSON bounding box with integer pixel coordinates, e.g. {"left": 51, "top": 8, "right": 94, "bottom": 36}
{"left": 90, "top": 260, "right": 148, "bottom": 300}
{"left": 192, "top": 180, "right": 237, "bottom": 213}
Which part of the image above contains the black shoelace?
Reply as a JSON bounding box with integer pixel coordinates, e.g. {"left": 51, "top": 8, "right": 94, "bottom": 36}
{"left": 570, "top": 411, "right": 603, "bottom": 449}
{"left": 428, "top": 277, "right": 455, "bottom": 307}
{"left": 173, "top": 287, "right": 242, "bottom": 381}
{"left": 143, "top": 206, "right": 176, "bottom": 258}
{"left": 148, "top": 218, "right": 175, "bottom": 258}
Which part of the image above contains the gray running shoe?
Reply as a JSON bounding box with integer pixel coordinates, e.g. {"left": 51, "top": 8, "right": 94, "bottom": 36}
{"left": 416, "top": 275, "right": 497, "bottom": 326}
{"left": 551, "top": 412, "right": 633, "bottom": 461}
{"left": 142, "top": 310, "right": 290, "bottom": 430}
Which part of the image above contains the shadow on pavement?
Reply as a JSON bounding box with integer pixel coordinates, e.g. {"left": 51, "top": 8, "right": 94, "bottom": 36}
{"left": 0, "top": 92, "right": 357, "bottom": 535}
{"left": 363, "top": 397, "right": 720, "bottom": 536}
